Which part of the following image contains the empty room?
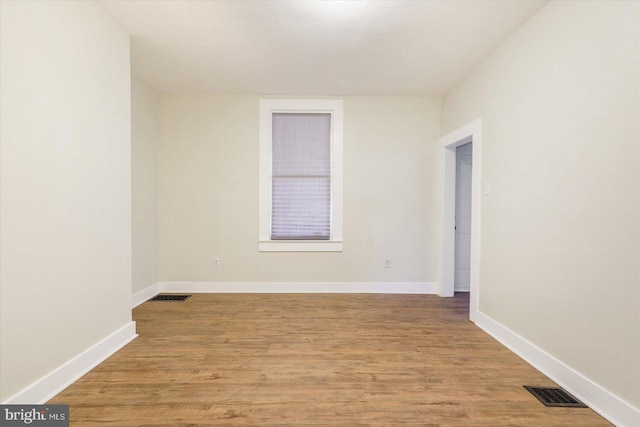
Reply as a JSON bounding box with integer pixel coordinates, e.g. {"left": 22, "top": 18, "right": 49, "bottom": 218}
{"left": 0, "top": 0, "right": 638, "bottom": 426}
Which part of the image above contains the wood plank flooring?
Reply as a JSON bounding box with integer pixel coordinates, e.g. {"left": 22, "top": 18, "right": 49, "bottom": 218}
{"left": 49, "top": 293, "right": 611, "bottom": 426}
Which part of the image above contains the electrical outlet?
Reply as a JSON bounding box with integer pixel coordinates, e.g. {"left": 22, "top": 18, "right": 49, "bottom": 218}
{"left": 213, "top": 258, "right": 220, "bottom": 267}
{"left": 384, "top": 259, "right": 391, "bottom": 268}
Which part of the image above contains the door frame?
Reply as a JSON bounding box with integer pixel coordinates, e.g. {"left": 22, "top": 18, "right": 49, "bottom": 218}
{"left": 437, "top": 118, "right": 482, "bottom": 321}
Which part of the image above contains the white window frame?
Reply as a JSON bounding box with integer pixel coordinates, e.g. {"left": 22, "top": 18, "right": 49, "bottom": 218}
{"left": 259, "top": 99, "right": 343, "bottom": 252}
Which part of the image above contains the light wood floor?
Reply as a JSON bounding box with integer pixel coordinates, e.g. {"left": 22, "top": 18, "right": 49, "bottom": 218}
{"left": 49, "top": 293, "right": 611, "bottom": 426}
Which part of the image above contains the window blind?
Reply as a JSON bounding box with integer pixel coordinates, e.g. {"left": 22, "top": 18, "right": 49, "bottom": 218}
{"left": 271, "top": 113, "right": 331, "bottom": 240}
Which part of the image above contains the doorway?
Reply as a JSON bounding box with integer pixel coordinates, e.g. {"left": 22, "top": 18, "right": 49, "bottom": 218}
{"left": 455, "top": 142, "right": 472, "bottom": 292}
{"left": 437, "top": 119, "right": 481, "bottom": 321}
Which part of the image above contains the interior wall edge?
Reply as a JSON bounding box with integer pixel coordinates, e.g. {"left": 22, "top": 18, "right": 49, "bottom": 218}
{"left": 158, "top": 281, "right": 438, "bottom": 294}
{"left": 473, "top": 310, "right": 639, "bottom": 427}
{"left": 132, "top": 282, "right": 162, "bottom": 308}
{"left": 2, "top": 322, "right": 137, "bottom": 405}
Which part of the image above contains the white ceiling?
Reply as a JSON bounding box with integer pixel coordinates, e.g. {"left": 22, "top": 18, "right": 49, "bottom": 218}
{"left": 98, "top": 0, "right": 548, "bottom": 96}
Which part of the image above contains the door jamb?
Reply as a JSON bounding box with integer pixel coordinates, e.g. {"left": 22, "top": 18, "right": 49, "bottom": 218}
{"left": 437, "top": 119, "right": 482, "bottom": 321}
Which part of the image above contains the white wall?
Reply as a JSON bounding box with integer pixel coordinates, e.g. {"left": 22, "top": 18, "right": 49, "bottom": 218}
{"left": 0, "top": 1, "right": 132, "bottom": 401}
{"left": 158, "top": 95, "right": 441, "bottom": 286}
{"left": 132, "top": 76, "right": 159, "bottom": 295}
{"left": 442, "top": 0, "right": 639, "bottom": 411}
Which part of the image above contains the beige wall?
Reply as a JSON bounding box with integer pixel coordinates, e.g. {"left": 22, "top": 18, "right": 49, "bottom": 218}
{"left": 0, "top": 1, "right": 132, "bottom": 400}
{"left": 158, "top": 95, "right": 441, "bottom": 284}
{"left": 132, "top": 76, "right": 159, "bottom": 294}
{"left": 442, "top": 1, "right": 639, "bottom": 408}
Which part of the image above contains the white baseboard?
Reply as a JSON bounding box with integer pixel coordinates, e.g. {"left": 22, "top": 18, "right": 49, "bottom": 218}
{"left": 3, "top": 322, "right": 137, "bottom": 405}
{"left": 473, "top": 311, "right": 639, "bottom": 427}
{"left": 158, "top": 281, "right": 437, "bottom": 294}
{"left": 132, "top": 282, "right": 161, "bottom": 308}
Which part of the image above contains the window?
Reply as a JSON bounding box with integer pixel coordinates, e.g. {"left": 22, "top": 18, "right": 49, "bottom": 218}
{"left": 259, "top": 99, "right": 343, "bottom": 251}
{"left": 271, "top": 112, "right": 331, "bottom": 240}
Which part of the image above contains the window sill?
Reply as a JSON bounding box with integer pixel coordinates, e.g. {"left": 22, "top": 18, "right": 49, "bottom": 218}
{"left": 258, "top": 240, "right": 343, "bottom": 252}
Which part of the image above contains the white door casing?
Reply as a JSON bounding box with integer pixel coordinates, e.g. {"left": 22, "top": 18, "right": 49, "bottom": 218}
{"left": 438, "top": 118, "right": 481, "bottom": 321}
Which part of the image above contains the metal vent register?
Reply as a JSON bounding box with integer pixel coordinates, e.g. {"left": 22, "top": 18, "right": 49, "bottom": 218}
{"left": 149, "top": 294, "right": 192, "bottom": 302}
{"left": 524, "top": 386, "right": 587, "bottom": 408}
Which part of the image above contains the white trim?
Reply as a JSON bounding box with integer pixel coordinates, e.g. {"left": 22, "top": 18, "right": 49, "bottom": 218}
{"left": 437, "top": 119, "right": 482, "bottom": 322}
{"left": 159, "top": 281, "right": 437, "bottom": 294}
{"left": 258, "top": 240, "right": 343, "bottom": 252}
{"left": 474, "top": 311, "right": 640, "bottom": 427}
{"left": 259, "top": 99, "right": 344, "bottom": 252}
{"left": 3, "top": 322, "right": 137, "bottom": 404}
{"left": 131, "top": 282, "right": 161, "bottom": 308}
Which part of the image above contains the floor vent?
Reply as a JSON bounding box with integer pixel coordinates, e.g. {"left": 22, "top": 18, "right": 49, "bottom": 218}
{"left": 524, "top": 386, "right": 587, "bottom": 408}
{"left": 149, "top": 294, "right": 191, "bottom": 302}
